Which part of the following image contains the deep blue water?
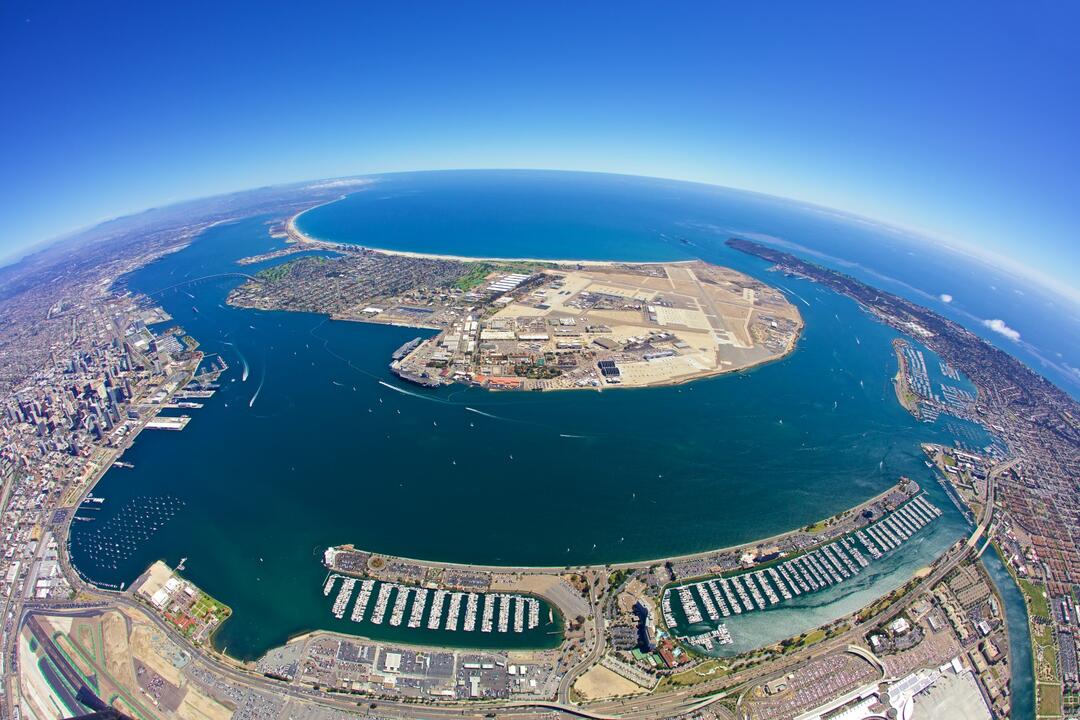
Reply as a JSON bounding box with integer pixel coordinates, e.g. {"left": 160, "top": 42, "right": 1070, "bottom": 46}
{"left": 71, "top": 171, "right": 1020, "bottom": 673}
{"left": 300, "top": 170, "right": 1080, "bottom": 398}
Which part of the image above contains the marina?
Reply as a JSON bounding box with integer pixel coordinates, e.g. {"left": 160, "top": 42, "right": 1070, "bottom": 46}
{"left": 66, "top": 187, "right": 980, "bottom": 661}
{"left": 332, "top": 577, "right": 355, "bottom": 619}
{"left": 322, "top": 575, "right": 547, "bottom": 638}
{"left": 428, "top": 590, "right": 447, "bottom": 630}
{"left": 464, "top": 592, "right": 478, "bottom": 631}
{"left": 390, "top": 585, "right": 409, "bottom": 626}
{"left": 664, "top": 495, "right": 943, "bottom": 648}
{"left": 370, "top": 583, "right": 391, "bottom": 624}
{"left": 351, "top": 579, "right": 374, "bottom": 622}
{"left": 71, "top": 495, "right": 185, "bottom": 571}
{"left": 408, "top": 588, "right": 428, "bottom": 628}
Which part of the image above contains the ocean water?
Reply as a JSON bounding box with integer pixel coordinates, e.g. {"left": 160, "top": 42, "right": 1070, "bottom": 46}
{"left": 73, "top": 172, "right": 1009, "bottom": 666}
{"left": 300, "top": 170, "right": 1080, "bottom": 398}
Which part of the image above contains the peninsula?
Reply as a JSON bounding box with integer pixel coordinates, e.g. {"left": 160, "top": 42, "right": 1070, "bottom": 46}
{"left": 2, "top": 178, "right": 1068, "bottom": 720}
{"left": 226, "top": 220, "right": 802, "bottom": 391}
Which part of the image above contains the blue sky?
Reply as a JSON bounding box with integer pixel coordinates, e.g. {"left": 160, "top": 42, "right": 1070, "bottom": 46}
{"left": 1, "top": 2, "right": 1077, "bottom": 299}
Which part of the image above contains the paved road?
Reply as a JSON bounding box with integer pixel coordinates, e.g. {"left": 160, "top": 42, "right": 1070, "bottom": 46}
{"left": 8, "top": 537, "right": 970, "bottom": 720}
{"left": 557, "top": 578, "right": 603, "bottom": 705}
{"left": 4, "top": 455, "right": 1008, "bottom": 720}
{"left": 585, "top": 461, "right": 1010, "bottom": 719}
{"left": 966, "top": 457, "right": 1012, "bottom": 549}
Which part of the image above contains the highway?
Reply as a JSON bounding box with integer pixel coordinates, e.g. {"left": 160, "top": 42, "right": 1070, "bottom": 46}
{"left": 2, "top": 449, "right": 1012, "bottom": 720}
{"left": 557, "top": 577, "right": 603, "bottom": 705}
{"left": 8, "top": 531, "right": 976, "bottom": 720}
{"left": 585, "top": 458, "right": 1011, "bottom": 719}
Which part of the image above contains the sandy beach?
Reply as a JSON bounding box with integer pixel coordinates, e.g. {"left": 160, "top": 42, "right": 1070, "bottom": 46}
{"left": 286, "top": 206, "right": 689, "bottom": 267}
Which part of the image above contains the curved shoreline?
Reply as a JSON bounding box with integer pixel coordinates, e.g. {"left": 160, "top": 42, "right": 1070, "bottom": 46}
{"left": 327, "top": 479, "right": 916, "bottom": 575}
{"left": 275, "top": 203, "right": 805, "bottom": 395}
{"left": 287, "top": 199, "right": 690, "bottom": 267}
{"left": 63, "top": 207, "right": 916, "bottom": 665}
{"left": 9, "top": 178, "right": 1044, "bottom": 719}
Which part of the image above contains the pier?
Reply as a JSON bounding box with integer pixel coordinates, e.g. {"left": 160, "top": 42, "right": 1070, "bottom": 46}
{"left": 326, "top": 578, "right": 546, "bottom": 636}
{"left": 664, "top": 494, "right": 943, "bottom": 647}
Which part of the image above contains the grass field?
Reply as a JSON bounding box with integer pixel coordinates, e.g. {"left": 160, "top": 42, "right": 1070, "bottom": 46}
{"left": 1019, "top": 578, "right": 1051, "bottom": 619}
{"left": 1015, "top": 576, "right": 1063, "bottom": 718}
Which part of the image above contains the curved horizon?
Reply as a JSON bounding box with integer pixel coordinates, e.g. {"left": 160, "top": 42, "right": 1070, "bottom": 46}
{"left": 1, "top": 7, "right": 1073, "bottom": 718}
{"left": 11, "top": 167, "right": 1079, "bottom": 312}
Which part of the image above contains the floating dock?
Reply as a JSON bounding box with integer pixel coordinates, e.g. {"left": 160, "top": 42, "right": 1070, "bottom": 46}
{"left": 664, "top": 495, "right": 943, "bottom": 640}
{"left": 326, "top": 578, "right": 543, "bottom": 634}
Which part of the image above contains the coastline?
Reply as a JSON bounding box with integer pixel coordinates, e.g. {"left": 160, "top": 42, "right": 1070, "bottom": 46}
{"left": 327, "top": 479, "right": 916, "bottom": 575}
{"left": 58, "top": 354, "right": 207, "bottom": 593}
{"left": 286, "top": 203, "right": 691, "bottom": 267}
{"left": 8, "top": 181, "right": 1052, "bottom": 720}
{"left": 261, "top": 207, "right": 805, "bottom": 394}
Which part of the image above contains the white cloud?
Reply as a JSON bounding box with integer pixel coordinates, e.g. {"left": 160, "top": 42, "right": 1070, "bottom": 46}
{"left": 939, "top": 294, "right": 953, "bottom": 303}
{"left": 982, "top": 318, "right": 1021, "bottom": 342}
{"left": 307, "top": 178, "right": 375, "bottom": 190}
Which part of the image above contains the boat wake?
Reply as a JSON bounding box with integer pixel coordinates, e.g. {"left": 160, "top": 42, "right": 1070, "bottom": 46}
{"left": 465, "top": 406, "right": 504, "bottom": 420}
{"left": 781, "top": 286, "right": 812, "bottom": 307}
{"left": 377, "top": 380, "right": 444, "bottom": 403}
{"left": 221, "top": 340, "right": 250, "bottom": 381}
{"left": 249, "top": 368, "right": 265, "bottom": 408}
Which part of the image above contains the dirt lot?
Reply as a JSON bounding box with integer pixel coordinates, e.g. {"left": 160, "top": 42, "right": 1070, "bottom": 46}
{"left": 574, "top": 664, "right": 649, "bottom": 700}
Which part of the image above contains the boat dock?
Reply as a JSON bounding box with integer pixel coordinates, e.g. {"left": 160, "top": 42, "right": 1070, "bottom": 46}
{"left": 351, "top": 580, "right": 375, "bottom": 622}
{"left": 332, "top": 578, "right": 356, "bottom": 619}
{"left": 482, "top": 592, "right": 495, "bottom": 632}
{"left": 464, "top": 592, "right": 478, "bottom": 631}
{"left": 408, "top": 589, "right": 428, "bottom": 628}
{"left": 175, "top": 389, "right": 215, "bottom": 399}
{"left": 665, "top": 495, "right": 943, "bottom": 644}
{"left": 328, "top": 578, "right": 545, "bottom": 635}
{"left": 446, "top": 592, "right": 463, "bottom": 630}
{"left": 370, "top": 583, "right": 392, "bottom": 624}
{"left": 145, "top": 415, "right": 191, "bottom": 431}
{"left": 428, "top": 590, "right": 447, "bottom": 630}
{"left": 389, "top": 586, "right": 409, "bottom": 626}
